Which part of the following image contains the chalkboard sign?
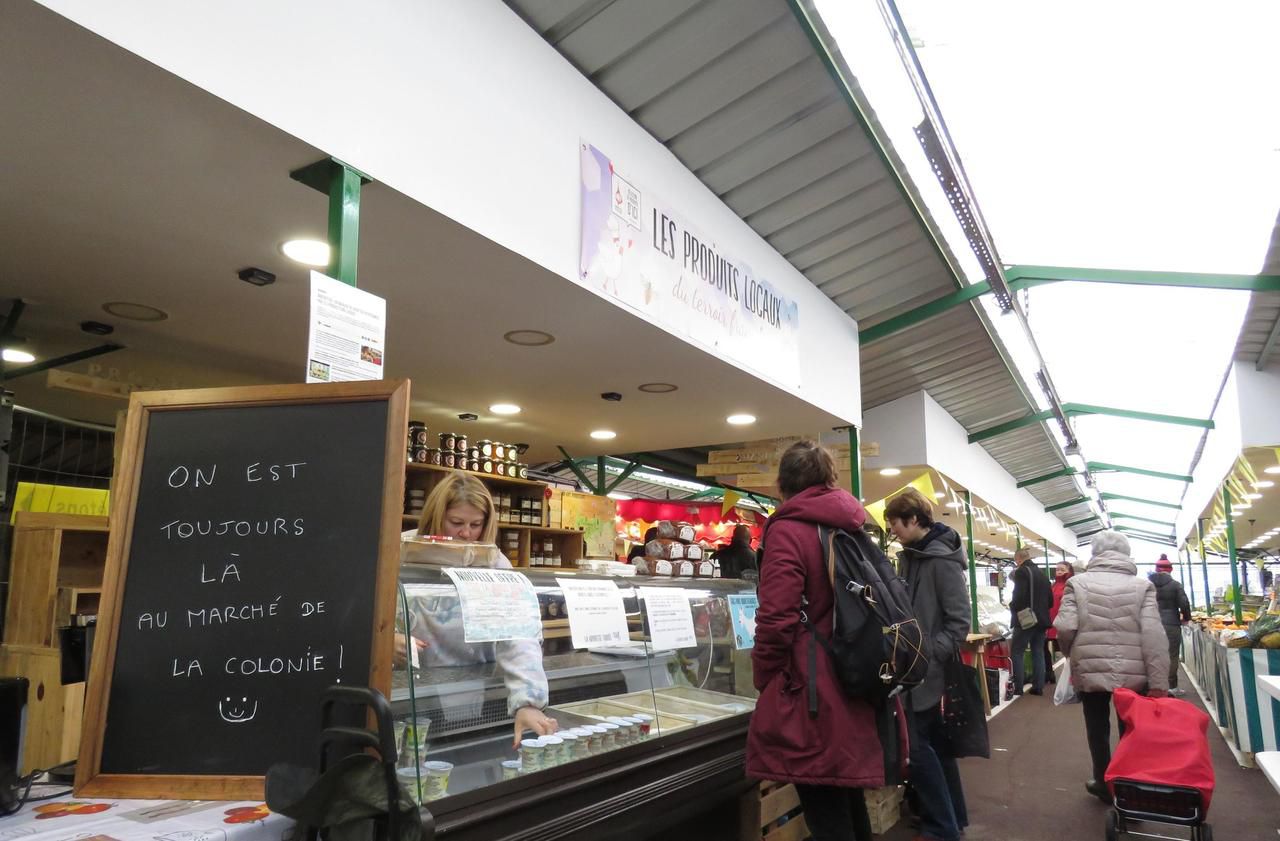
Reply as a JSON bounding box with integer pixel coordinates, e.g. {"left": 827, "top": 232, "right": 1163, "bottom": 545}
{"left": 76, "top": 381, "right": 409, "bottom": 800}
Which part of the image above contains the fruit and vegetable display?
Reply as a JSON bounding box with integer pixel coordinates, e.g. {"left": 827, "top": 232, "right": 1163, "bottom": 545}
{"left": 1193, "top": 598, "right": 1279, "bottom": 648}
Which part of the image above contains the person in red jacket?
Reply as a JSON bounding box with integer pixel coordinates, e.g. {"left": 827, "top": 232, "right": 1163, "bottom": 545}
{"left": 748, "top": 441, "right": 883, "bottom": 841}
{"left": 1046, "top": 561, "right": 1073, "bottom": 684}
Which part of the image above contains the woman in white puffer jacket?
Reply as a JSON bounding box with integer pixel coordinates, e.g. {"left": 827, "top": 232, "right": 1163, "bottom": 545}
{"left": 1054, "top": 530, "right": 1169, "bottom": 803}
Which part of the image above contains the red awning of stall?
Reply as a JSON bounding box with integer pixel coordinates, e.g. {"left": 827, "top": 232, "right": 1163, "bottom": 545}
{"left": 614, "top": 499, "right": 766, "bottom": 528}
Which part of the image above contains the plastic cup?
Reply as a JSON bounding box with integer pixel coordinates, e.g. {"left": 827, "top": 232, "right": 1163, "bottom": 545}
{"left": 600, "top": 722, "right": 621, "bottom": 750}
{"left": 422, "top": 760, "right": 453, "bottom": 801}
{"left": 632, "top": 713, "right": 654, "bottom": 738}
{"left": 396, "top": 766, "right": 423, "bottom": 805}
{"left": 540, "top": 735, "right": 566, "bottom": 767}
{"left": 402, "top": 715, "right": 431, "bottom": 764}
{"left": 501, "top": 759, "right": 522, "bottom": 780}
{"left": 558, "top": 731, "right": 583, "bottom": 761}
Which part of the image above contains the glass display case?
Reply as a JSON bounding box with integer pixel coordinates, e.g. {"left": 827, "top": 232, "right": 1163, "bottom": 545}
{"left": 389, "top": 538, "right": 758, "bottom": 824}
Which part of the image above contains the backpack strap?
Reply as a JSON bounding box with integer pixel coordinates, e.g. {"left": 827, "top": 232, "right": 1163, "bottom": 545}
{"left": 802, "top": 526, "right": 840, "bottom": 719}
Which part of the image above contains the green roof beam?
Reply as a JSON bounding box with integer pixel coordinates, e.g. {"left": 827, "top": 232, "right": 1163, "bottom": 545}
{"left": 1005, "top": 265, "right": 1280, "bottom": 293}
{"left": 1062, "top": 403, "right": 1213, "bottom": 430}
{"left": 1087, "top": 462, "right": 1193, "bottom": 483}
{"left": 1064, "top": 516, "right": 1100, "bottom": 529}
{"left": 1016, "top": 468, "right": 1080, "bottom": 488}
{"left": 1099, "top": 493, "right": 1181, "bottom": 511}
{"left": 860, "top": 282, "right": 992, "bottom": 345}
{"left": 967, "top": 410, "right": 1056, "bottom": 444}
{"left": 1110, "top": 512, "right": 1178, "bottom": 529}
{"left": 1045, "top": 496, "right": 1090, "bottom": 513}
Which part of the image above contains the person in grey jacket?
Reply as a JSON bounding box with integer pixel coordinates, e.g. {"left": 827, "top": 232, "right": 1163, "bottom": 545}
{"left": 1054, "top": 531, "right": 1169, "bottom": 803}
{"left": 888, "top": 488, "right": 972, "bottom": 841}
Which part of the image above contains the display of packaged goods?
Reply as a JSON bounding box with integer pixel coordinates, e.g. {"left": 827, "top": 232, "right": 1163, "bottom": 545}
{"left": 695, "top": 561, "right": 715, "bottom": 577}
{"left": 675, "top": 522, "right": 697, "bottom": 544}
{"left": 632, "top": 557, "right": 650, "bottom": 575}
{"left": 645, "top": 539, "right": 673, "bottom": 559}
{"left": 548, "top": 699, "right": 697, "bottom": 735}
{"left": 654, "top": 520, "right": 678, "bottom": 540}
{"left": 653, "top": 559, "right": 674, "bottom": 576}
{"left": 676, "top": 560, "right": 695, "bottom": 577}
{"left": 686, "top": 544, "right": 703, "bottom": 560}
{"left": 668, "top": 542, "right": 686, "bottom": 560}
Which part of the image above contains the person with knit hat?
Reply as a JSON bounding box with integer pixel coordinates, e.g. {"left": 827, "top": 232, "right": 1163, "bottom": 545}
{"left": 1148, "top": 553, "right": 1192, "bottom": 696}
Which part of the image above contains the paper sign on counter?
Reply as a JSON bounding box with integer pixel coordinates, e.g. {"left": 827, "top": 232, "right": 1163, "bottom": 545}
{"left": 556, "top": 577, "right": 629, "bottom": 649}
{"left": 306, "top": 271, "right": 387, "bottom": 383}
{"left": 639, "top": 586, "right": 697, "bottom": 650}
{"left": 728, "top": 594, "right": 759, "bottom": 650}
{"left": 443, "top": 567, "right": 541, "bottom": 643}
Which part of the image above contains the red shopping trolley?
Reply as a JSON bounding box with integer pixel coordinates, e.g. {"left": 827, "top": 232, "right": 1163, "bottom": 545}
{"left": 1103, "top": 688, "right": 1216, "bottom": 841}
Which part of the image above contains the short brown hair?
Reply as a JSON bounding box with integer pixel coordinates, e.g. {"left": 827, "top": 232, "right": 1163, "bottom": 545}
{"left": 884, "top": 487, "right": 934, "bottom": 529}
{"left": 777, "top": 441, "right": 839, "bottom": 499}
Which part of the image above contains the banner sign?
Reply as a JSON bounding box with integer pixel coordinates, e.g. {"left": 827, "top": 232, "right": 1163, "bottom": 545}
{"left": 579, "top": 143, "right": 801, "bottom": 390}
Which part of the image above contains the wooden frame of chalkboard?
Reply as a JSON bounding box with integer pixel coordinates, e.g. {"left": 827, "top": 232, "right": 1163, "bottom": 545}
{"left": 75, "top": 380, "right": 409, "bottom": 800}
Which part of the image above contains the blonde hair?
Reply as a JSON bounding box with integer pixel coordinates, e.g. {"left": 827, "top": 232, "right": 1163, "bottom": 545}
{"left": 417, "top": 471, "right": 498, "bottom": 544}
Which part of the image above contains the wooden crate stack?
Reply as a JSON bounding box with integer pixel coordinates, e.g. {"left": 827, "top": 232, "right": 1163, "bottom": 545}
{"left": 741, "top": 781, "right": 808, "bottom": 841}
{"left": 697, "top": 437, "right": 857, "bottom": 494}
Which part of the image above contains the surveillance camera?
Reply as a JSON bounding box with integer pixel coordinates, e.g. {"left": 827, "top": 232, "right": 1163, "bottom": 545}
{"left": 601, "top": 392, "right": 623, "bottom": 402}
{"left": 238, "top": 267, "right": 276, "bottom": 287}
{"left": 80, "top": 320, "right": 114, "bottom": 336}
{"left": 458, "top": 412, "right": 478, "bottom": 422}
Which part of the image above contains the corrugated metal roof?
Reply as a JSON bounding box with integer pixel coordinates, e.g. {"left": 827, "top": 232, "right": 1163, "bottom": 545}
{"left": 1233, "top": 208, "right": 1280, "bottom": 369}
{"left": 505, "top": 0, "right": 1081, "bottom": 528}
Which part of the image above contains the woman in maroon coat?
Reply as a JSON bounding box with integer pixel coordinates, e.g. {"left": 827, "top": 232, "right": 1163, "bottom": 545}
{"left": 747, "top": 442, "right": 883, "bottom": 841}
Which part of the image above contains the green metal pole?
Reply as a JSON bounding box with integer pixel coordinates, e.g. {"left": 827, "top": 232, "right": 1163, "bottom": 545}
{"left": 1043, "top": 538, "right": 1050, "bottom": 575}
{"left": 595, "top": 456, "right": 607, "bottom": 496}
{"left": 1197, "top": 520, "right": 1211, "bottom": 611}
{"left": 328, "top": 163, "right": 362, "bottom": 287}
{"left": 1183, "top": 544, "right": 1196, "bottom": 610}
{"left": 964, "top": 490, "right": 978, "bottom": 632}
{"left": 849, "top": 426, "right": 862, "bottom": 500}
{"left": 1223, "top": 488, "right": 1243, "bottom": 624}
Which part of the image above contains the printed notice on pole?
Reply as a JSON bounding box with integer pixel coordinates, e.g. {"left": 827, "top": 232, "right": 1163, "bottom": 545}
{"left": 557, "top": 577, "right": 629, "bottom": 649}
{"left": 306, "top": 271, "right": 386, "bottom": 383}
{"left": 639, "top": 586, "right": 696, "bottom": 650}
{"left": 443, "top": 567, "right": 542, "bottom": 643}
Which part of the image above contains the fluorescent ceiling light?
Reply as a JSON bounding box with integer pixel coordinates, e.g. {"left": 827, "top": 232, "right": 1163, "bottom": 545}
{"left": 1244, "top": 493, "right": 1263, "bottom": 500}
{"left": 281, "top": 239, "right": 330, "bottom": 267}
{"left": 879, "top": 468, "right": 902, "bottom": 477}
{"left": 1263, "top": 466, "right": 1280, "bottom": 475}
{"left": 726, "top": 414, "right": 757, "bottom": 425}
{"left": 489, "top": 403, "right": 521, "bottom": 415}
{"left": 607, "top": 492, "right": 632, "bottom": 500}
{"left": 590, "top": 430, "right": 616, "bottom": 440}
{"left": 2, "top": 348, "right": 34, "bottom": 363}
{"left": 1253, "top": 481, "right": 1275, "bottom": 488}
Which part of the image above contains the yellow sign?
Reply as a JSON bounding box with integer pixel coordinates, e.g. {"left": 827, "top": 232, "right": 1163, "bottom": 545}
{"left": 9, "top": 481, "right": 110, "bottom": 523}
{"left": 864, "top": 473, "right": 937, "bottom": 528}
{"left": 721, "top": 490, "right": 743, "bottom": 517}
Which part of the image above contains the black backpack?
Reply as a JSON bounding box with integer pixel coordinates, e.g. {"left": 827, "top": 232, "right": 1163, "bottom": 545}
{"left": 802, "top": 526, "right": 929, "bottom": 715}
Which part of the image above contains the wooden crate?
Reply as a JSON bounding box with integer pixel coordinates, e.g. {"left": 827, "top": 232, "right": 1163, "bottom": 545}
{"left": 864, "top": 785, "right": 904, "bottom": 835}
{"left": 740, "top": 781, "right": 808, "bottom": 841}
{"left": 0, "top": 645, "right": 85, "bottom": 773}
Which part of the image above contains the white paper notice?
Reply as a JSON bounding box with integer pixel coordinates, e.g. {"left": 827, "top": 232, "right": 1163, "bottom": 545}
{"left": 442, "top": 567, "right": 542, "bottom": 643}
{"left": 556, "top": 577, "right": 629, "bottom": 649}
{"left": 639, "top": 586, "right": 697, "bottom": 650}
{"left": 306, "top": 271, "right": 386, "bottom": 383}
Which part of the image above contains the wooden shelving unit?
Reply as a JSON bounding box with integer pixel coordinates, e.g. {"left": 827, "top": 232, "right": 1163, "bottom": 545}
{"left": 403, "top": 462, "right": 586, "bottom": 569}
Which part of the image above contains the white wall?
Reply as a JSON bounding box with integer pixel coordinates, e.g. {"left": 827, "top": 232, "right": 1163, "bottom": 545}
{"left": 36, "top": 0, "right": 862, "bottom": 424}
{"left": 859, "top": 389, "right": 1078, "bottom": 552}
{"left": 1176, "top": 365, "right": 1244, "bottom": 542}
{"left": 859, "top": 391, "right": 929, "bottom": 472}
{"left": 1236, "top": 364, "right": 1280, "bottom": 448}
{"left": 920, "top": 393, "right": 1078, "bottom": 553}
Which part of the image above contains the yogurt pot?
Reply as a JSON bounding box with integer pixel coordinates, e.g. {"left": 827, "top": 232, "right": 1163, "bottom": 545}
{"left": 500, "top": 759, "right": 522, "bottom": 780}
{"left": 599, "top": 722, "right": 621, "bottom": 750}
{"left": 619, "top": 716, "right": 644, "bottom": 743}
{"left": 520, "top": 738, "right": 544, "bottom": 773}
{"left": 583, "top": 725, "right": 605, "bottom": 754}
{"left": 421, "top": 760, "right": 453, "bottom": 801}
{"left": 631, "top": 713, "right": 654, "bottom": 738}
{"left": 396, "top": 766, "right": 424, "bottom": 805}
{"left": 540, "top": 735, "right": 566, "bottom": 767}
{"left": 557, "top": 731, "right": 582, "bottom": 761}
{"left": 606, "top": 717, "right": 632, "bottom": 746}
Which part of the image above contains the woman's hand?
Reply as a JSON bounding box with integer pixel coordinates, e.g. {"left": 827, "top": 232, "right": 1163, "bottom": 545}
{"left": 512, "top": 706, "right": 558, "bottom": 748}
{"left": 393, "top": 632, "right": 427, "bottom": 669}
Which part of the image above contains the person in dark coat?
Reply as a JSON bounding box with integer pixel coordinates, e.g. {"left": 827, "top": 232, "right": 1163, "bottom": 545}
{"left": 626, "top": 527, "right": 657, "bottom": 563}
{"left": 887, "top": 488, "right": 972, "bottom": 841}
{"left": 1148, "top": 554, "right": 1191, "bottom": 695}
{"left": 1008, "top": 548, "right": 1052, "bottom": 696}
{"left": 748, "top": 441, "right": 882, "bottom": 841}
{"left": 713, "top": 524, "right": 758, "bottom": 579}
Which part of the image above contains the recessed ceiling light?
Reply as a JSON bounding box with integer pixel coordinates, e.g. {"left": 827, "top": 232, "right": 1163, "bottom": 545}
{"left": 727, "top": 414, "right": 756, "bottom": 425}
{"left": 281, "top": 238, "right": 330, "bottom": 267}
{"left": 503, "top": 329, "right": 556, "bottom": 346}
{"left": 946, "top": 502, "right": 962, "bottom": 509}
{"left": 1235, "top": 502, "right": 1252, "bottom": 510}
{"left": 1253, "top": 481, "right": 1274, "bottom": 488}
{"left": 638, "top": 382, "right": 678, "bottom": 393}
{"left": 1266, "top": 466, "right": 1280, "bottom": 475}
{"left": 879, "top": 468, "right": 901, "bottom": 477}
{"left": 590, "top": 430, "right": 616, "bottom": 440}
{"left": 489, "top": 403, "right": 521, "bottom": 415}
{"left": 2, "top": 348, "right": 35, "bottom": 364}
{"left": 1244, "top": 493, "right": 1263, "bottom": 500}
{"left": 103, "top": 301, "right": 168, "bottom": 322}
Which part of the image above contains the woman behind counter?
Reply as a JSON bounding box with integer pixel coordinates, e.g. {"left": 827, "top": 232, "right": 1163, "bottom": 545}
{"left": 401, "top": 471, "right": 558, "bottom": 746}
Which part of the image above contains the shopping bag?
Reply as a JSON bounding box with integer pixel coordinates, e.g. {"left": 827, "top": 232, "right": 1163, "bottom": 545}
{"left": 1106, "top": 688, "right": 1215, "bottom": 813}
{"left": 937, "top": 655, "right": 990, "bottom": 759}
{"left": 1053, "top": 659, "right": 1079, "bottom": 705}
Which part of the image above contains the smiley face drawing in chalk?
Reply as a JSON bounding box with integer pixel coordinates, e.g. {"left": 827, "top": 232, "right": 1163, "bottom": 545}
{"left": 218, "top": 696, "right": 258, "bottom": 724}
